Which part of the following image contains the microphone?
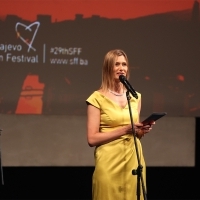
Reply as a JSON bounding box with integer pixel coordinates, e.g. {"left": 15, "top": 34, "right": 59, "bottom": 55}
{"left": 119, "top": 75, "right": 138, "bottom": 99}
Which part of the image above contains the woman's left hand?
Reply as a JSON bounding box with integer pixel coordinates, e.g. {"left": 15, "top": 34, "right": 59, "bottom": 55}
{"left": 136, "top": 121, "right": 155, "bottom": 139}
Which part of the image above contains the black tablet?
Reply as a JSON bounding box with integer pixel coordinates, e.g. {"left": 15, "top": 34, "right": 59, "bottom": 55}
{"left": 141, "top": 112, "right": 167, "bottom": 125}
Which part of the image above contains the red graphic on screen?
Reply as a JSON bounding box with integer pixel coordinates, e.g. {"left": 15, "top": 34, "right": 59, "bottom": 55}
{"left": 0, "top": 0, "right": 194, "bottom": 21}
{"left": 15, "top": 75, "right": 45, "bottom": 114}
{"left": 0, "top": 0, "right": 199, "bottom": 116}
{"left": 177, "top": 74, "right": 185, "bottom": 81}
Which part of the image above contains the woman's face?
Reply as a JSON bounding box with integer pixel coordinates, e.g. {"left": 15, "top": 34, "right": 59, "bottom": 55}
{"left": 112, "top": 55, "right": 128, "bottom": 81}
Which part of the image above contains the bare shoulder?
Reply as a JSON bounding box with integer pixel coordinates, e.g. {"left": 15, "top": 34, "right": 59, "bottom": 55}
{"left": 98, "top": 89, "right": 111, "bottom": 96}
{"left": 97, "top": 89, "right": 106, "bottom": 96}
{"left": 97, "top": 89, "right": 102, "bottom": 93}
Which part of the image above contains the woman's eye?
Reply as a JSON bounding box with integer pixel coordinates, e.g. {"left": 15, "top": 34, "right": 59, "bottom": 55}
{"left": 115, "top": 62, "right": 127, "bottom": 67}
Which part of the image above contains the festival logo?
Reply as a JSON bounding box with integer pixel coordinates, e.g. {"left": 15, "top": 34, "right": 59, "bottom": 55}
{"left": 15, "top": 22, "right": 40, "bottom": 52}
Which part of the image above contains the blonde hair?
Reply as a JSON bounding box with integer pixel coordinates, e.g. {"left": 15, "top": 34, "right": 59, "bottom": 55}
{"left": 100, "top": 49, "right": 130, "bottom": 91}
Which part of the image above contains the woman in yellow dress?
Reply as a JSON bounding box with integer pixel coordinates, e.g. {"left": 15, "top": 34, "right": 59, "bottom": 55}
{"left": 86, "top": 49, "right": 154, "bottom": 200}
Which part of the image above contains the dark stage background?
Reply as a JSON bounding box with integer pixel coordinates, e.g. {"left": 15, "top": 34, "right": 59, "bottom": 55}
{"left": 0, "top": 0, "right": 198, "bottom": 168}
{"left": 0, "top": 0, "right": 200, "bottom": 199}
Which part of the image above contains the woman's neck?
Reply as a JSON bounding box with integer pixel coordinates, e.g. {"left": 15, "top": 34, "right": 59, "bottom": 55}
{"left": 108, "top": 83, "right": 125, "bottom": 96}
{"left": 111, "top": 82, "right": 123, "bottom": 92}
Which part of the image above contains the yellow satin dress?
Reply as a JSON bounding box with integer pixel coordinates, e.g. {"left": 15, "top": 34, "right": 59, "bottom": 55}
{"left": 86, "top": 91, "right": 146, "bottom": 200}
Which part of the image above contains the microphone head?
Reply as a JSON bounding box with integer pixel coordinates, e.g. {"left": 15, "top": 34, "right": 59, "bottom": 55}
{"left": 119, "top": 75, "right": 126, "bottom": 82}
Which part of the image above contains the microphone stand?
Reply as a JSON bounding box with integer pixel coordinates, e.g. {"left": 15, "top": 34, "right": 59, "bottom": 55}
{"left": 0, "top": 128, "right": 4, "bottom": 185}
{"left": 125, "top": 91, "right": 147, "bottom": 200}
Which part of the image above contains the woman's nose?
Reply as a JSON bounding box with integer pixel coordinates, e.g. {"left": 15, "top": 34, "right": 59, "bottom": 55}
{"left": 119, "top": 65, "right": 124, "bottom": 70}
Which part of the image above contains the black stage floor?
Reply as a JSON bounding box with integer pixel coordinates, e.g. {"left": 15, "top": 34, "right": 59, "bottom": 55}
{"left": 0, "top": 166, "right": 199, "bottom": 200}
